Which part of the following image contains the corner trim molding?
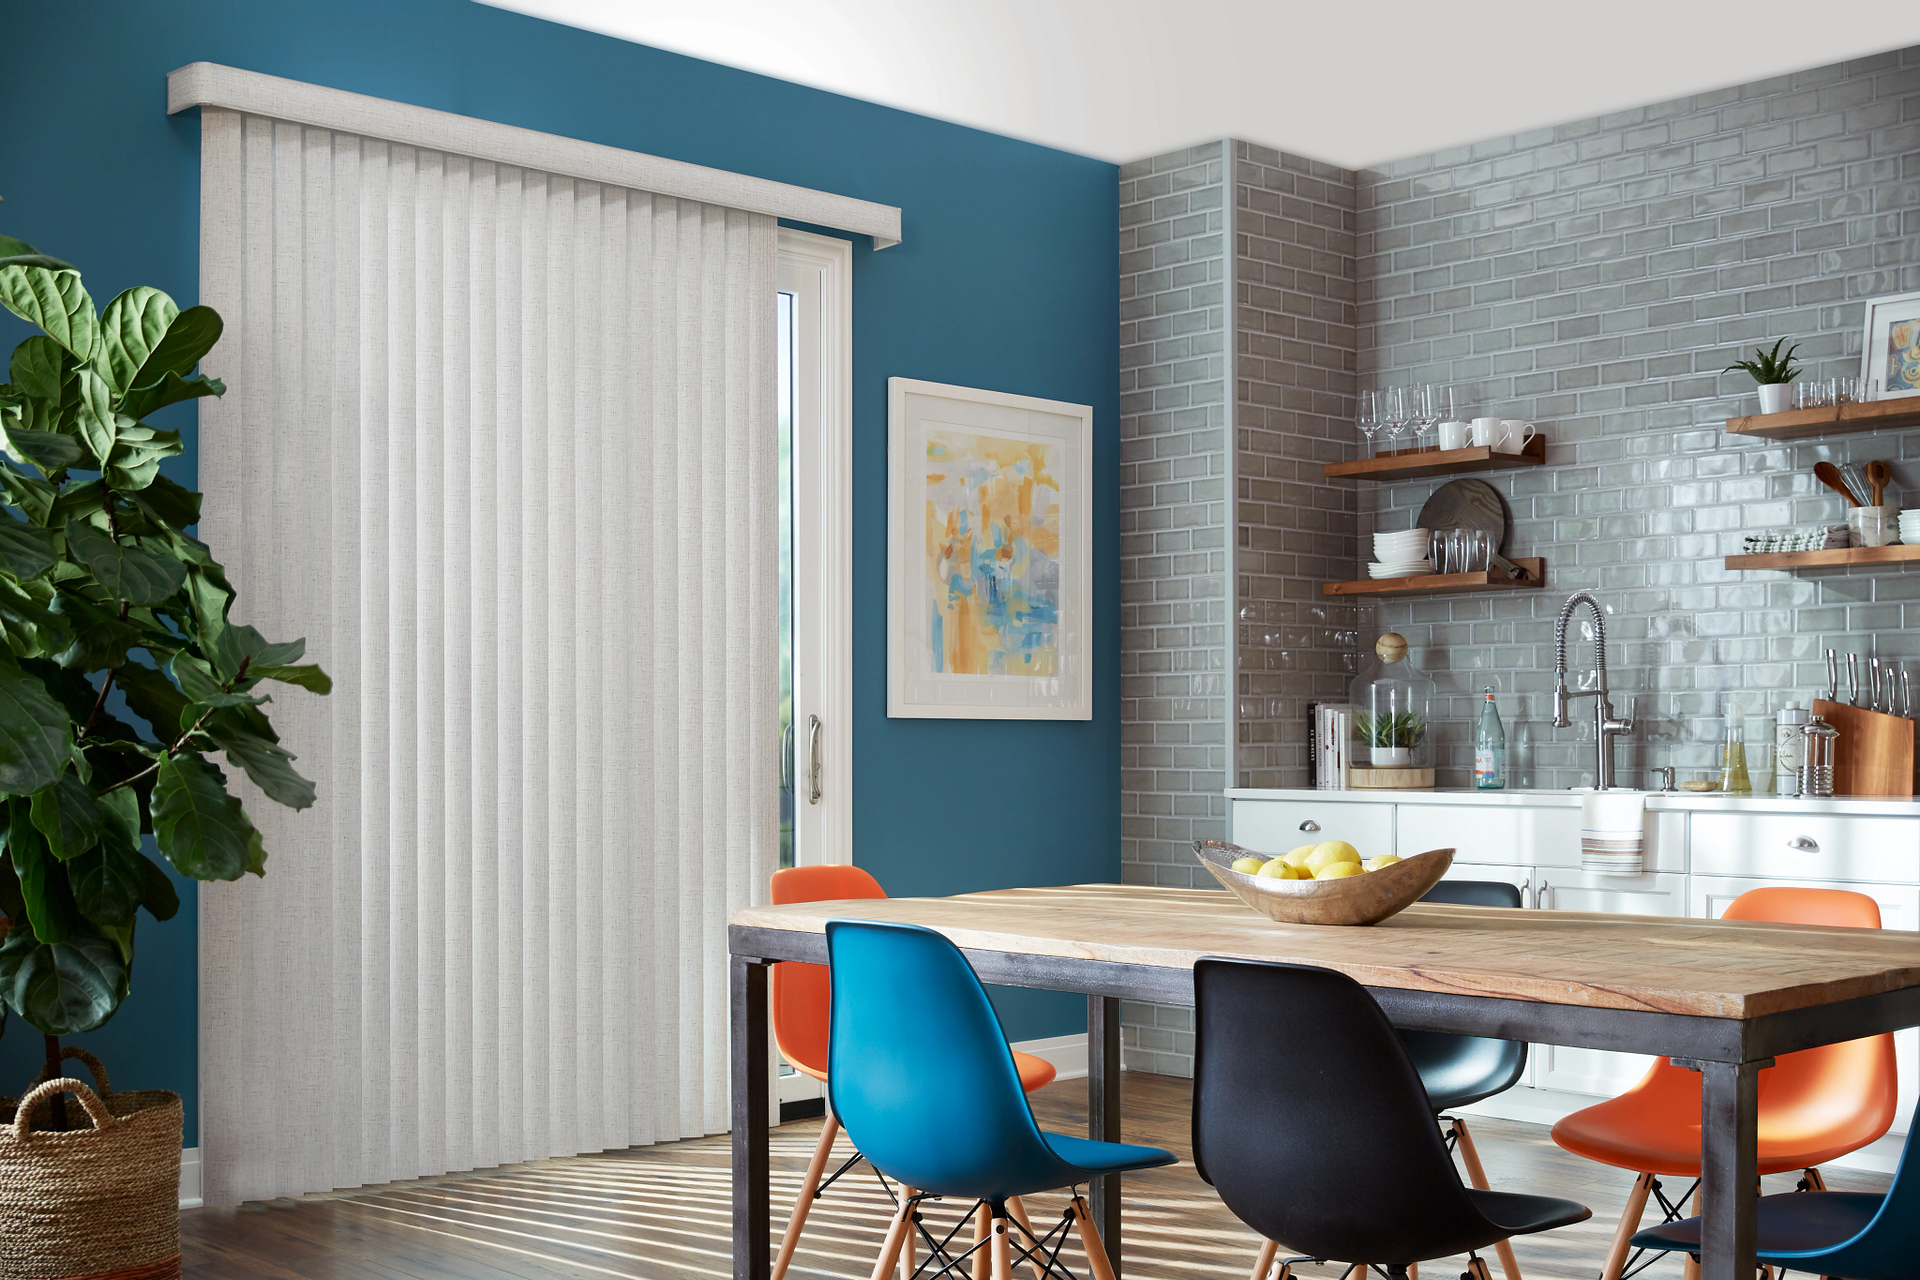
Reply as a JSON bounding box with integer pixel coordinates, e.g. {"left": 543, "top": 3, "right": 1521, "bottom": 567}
{"left": 180, "top": 1146, "right": 202, "bottom": 1209}
{"left": 166, "top": 62, "right": 902, "bottom": 249}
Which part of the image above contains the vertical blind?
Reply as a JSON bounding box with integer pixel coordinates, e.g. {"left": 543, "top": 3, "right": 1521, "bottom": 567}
{"left": 195, "top": 106, "right": 777, "bottom": 1203}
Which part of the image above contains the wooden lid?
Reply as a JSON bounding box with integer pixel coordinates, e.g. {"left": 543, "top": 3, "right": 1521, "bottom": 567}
{"left": 1376, "top": 633, "right": 1408, "bottom": 664}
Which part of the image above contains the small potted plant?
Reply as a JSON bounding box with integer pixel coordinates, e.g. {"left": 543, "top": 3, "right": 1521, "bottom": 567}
{"left": 1354, "top": 710, "right": 1426, "bottom": 767}
{"left": 1725, "top": 338, "right": 1801, "bottom": 414}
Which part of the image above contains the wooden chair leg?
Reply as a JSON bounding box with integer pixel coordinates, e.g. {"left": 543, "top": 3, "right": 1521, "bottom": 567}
{"left": 1249, "top": 1238, "right": 1278, "bottom": 1280}
{"left": 1070, "top": 1194, "right": 1120, "bottom": 1280}
{"left": 1450, "top": 1120, "right": 1521, "bottom": 1280}
{"left": 900, "top": 1193, "right": 915, "bottom": 1280}
{"left": 990, "top": 1213, "right": 1014, "bottom": 1280}
{"left": 869, "top": 1187, "right": 917, "bottom": 1280}
{"left": 1600, "top": 1171, "right": 1654, "bottom": 1280}
{"left": 1804, "top": 1165, "right": 1828, "bottom": 1191}
{"left": 772, "top": 1113, "right": 840, "bottom": 1280}
{"left": 1408, "top": 1263, "right": 1418, "bottom": 1279}
{"left": 1680, "top": 1254, "right": 1698, "bottom": 1280}
{"left": 972, "top": 1201, "right": 993, "bottom": 1280}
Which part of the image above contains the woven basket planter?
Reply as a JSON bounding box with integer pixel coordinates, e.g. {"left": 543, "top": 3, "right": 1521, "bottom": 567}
{"left": 0, "top": 1049, "right": 181, "bottom": 1280}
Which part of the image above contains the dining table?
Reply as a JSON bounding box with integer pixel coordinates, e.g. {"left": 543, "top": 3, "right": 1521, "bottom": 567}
{"left": 727, "top": 882, "right": 1920, "bottom": 1280}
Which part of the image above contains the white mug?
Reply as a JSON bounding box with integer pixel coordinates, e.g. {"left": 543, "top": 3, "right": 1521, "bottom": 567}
{"left": 1470, "top": 416, "right": 1502, "bottom": 447}
{"left": 1494, "top": 419, "right": 1539, "bottom": 455}
{"left": 1438, "top": 419, "right": 1470, "bottom": 450}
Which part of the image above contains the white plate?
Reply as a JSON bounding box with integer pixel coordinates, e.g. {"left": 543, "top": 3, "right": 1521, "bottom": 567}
{"left": 1373, "top": 535, "right": 1430, "bottom": 554}
{"left": 1368, "top": 561, "right": 1433, "bottom": 577}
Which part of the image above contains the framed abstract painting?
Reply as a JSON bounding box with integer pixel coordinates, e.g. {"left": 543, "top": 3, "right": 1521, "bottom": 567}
{"left": 1860, "top": 289, "right": 1920, "bottom": 401}
{"left": 887, "top": 378, "right": 1092, "bottom": 720}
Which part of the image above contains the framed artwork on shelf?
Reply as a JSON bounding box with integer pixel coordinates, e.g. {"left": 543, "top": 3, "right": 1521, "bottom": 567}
{"left": 887, "top": 377, "right": 1092, "bottom": 720}
{"left": 1860, "top": 289, "right": 1920, "bottom": 400}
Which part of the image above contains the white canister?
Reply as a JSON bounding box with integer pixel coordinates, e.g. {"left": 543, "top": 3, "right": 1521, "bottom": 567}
{"left": 1775, "top": 701, "right": 1809, "bottom": 795}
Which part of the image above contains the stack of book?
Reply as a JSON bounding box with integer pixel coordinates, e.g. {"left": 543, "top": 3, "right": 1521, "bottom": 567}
{"left": 1308, "top": 703, "right": 1353, "bottom": 790}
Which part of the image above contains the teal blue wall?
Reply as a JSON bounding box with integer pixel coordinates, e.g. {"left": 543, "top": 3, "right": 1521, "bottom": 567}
{"left": 0, "top": 2, "right": 1120, "bottom": 1145}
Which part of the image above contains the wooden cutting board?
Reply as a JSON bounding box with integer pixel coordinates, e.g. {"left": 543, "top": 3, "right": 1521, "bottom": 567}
{"left": 1812, "top": 699, "right": 1915, "bottom": 796}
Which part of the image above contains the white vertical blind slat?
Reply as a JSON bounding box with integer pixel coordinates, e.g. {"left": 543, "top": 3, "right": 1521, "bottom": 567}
{"left": 195, "top": 108, "right": 776, "bottom": 1204}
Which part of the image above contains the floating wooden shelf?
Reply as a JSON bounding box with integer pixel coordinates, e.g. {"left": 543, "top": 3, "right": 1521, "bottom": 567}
{"left": 1322, "top": 557, "right": 1546, "bottom": 597}
{"left": 1725, "top": 544, "right": 1920, "bottom": 570}
{"left": 1723, "top": 397, "right": 1920, "bottom": 441}
{"left": 1323, "top": 433, "right": 1546, "bottom": 481}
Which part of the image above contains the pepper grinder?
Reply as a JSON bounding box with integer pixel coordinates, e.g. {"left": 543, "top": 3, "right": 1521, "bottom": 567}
{"left": 1799, "top": 715, "right": 1839, "bottom": 798}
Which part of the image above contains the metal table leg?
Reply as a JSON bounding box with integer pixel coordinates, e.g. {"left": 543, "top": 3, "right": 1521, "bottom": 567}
{"left": 732, "top": 956, "right": 771, "bottom": 1280}
{"left": 1695, "top": 1058, "right": 1761, "bottom": 1280}
{"left": 1088, "top": 995, "right": 1122, "bottom": 1277}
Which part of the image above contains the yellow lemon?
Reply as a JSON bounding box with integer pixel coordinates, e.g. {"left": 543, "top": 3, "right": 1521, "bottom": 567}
{"left": 1314, "top": 862, "right": 1365, "bottom": 880}
{"left": 1363, "top": 854, "right": 1403, "bottom": 872}
{"left": 1231, "top": 856, "right": 1265, "bottom": 875}
{"left": 1255, "top": 858, "right": 1292, "bottom": 878}
{"left": 1305, "top": 840, "right": 1361, "bottom": 875}
{"left": 1280, "top": 844, "right": 1318, "bottom": 872}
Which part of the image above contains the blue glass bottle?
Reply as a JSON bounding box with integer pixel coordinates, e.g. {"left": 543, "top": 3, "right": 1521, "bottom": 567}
{"left": 1474, "top": 686, "right": 1506, "bottom": 790}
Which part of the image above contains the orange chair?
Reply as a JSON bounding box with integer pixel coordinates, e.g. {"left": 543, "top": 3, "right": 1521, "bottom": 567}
{"left": 768, "top": 865, "right": 1059, "bottom": 1280}
{"left": 1551, "top": 887, "right": 1898, "bottom": 1280}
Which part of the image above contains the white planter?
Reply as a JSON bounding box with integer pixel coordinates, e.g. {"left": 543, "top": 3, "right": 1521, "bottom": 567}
{"left": 1370, "top": 746, "right": 1411, "bottom": 766}
{"left": 1758, "top": 383, "right": 1792, "bottom": 414}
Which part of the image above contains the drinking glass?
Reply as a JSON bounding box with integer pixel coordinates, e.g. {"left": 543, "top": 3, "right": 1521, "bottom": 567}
{"left": 1838, "top": 376, "right": 1859, "bottom": 404}
{"left": 1379, "top": 387, "right": 1409, "bottom": 454}
{"left": 1411, "top": 385, "right": 1438, "bottom": 451}
{"left": 1356, "top": 389, "right": 1381, "bottom": 457}
{"left": 1466, "top": 529, "right": 1492, "bottom": 572}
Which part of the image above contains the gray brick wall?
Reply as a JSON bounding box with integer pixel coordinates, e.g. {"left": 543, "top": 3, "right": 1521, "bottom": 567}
{"left": 1356, "top": 46, "right": 1920, "bottom": 789}
{"left": 1233, "top": 142, "right": 1367, "bottom": 789}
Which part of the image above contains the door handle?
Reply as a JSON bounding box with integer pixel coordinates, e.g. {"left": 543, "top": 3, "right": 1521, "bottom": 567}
{"left": 1521, "top": 883, "right": 1532, "bottom": 908}
{"left": 1787, "top": 835, "right": 1819, "bottom": 852}
{"left": 1538, "top": 880, "right": 1553, "bottom": 911}
{"left": 1299, "top": 820, "right": 1320, "bottom": 832}
{"left": 806, "top": 715, "right": 823, "bottom": 805}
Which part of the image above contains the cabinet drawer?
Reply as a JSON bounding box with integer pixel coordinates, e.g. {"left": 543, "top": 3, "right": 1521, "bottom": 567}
{"left": 1396, "top": 805, "right": 1579, "bottom": 869}
{"left": 1690, "top": 812, "right": 1920, "bottom": 882}
{"left": 1229, "top": 800, "right": 1393, "bottom": 860}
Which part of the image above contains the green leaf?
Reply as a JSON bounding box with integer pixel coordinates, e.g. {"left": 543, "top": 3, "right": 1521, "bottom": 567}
{"left": 0, "top": 925, "right": 126, "bottom": 1036}
{"left": 0, "top": 235, "right": 73, "bottom": 270}
{"left": 9, "top": 801, "right": 69, "bottom": 943}
{"left": 184, "top": 569, "right": 239, "bottom": 674}
{"left": 0, "top": 582, "right": 70, "bottom": 661}
{"left": 29, "top": 773, "right": 104, "bottom": 862}
{"left": 97, "top": 287, "right": 179, "bottom": 397}
{"left": 151, "top": 750, "right": 257, "bottom": 881}
{"left": 68, "top": 838, "right": 144, "bottom": 927}
{"left": 119, "top": 369, "right": 224, "bottom": 422}
{"left": 168, "top": 653, "right": 224, "bottom": 702}
{"left": 0, "top": 465, "right": 57, "bottom": 524}
{"left": 0, "top": 850, "right": 24, "bottom": 923}
{"left": 95, "top": 785, "right": 139, "bottom": 847}
{"left": 249, "top": 663, "right": 331, "bottom": 694}
{"left": 3, "top": 424, "right": 83, "bottom": 475}
{"left": 135, "top": 852, "right": 178, "bottom": 920}
{"left": 113, "top": 662, "right": 189, "bottom": 739}
{"left": 244, "top": 816, "right": 267, "bottom": 876}
{"left": 0, "top": 265, "right": 96, "bottom": 361}
{"left": 124, "top": 305, "right": 220, "bottom": 392}
{"left": 0, "top": 657, "right": 71, "bottom": 794}
{"left": 64, "top": 521, "right": 186, "bottom": 606}
{"left": 125, "top": 475, "right": 202, "bottom": 530}
{"left": 9, "top": 335, "right": 68, "bottom": 404}
{"left": 73, "top": 369, "right": 116, "bottom": 465}
{"left": 204, "top": 723, "right": 315, "bottom": 810}
{"left": 45, "top": 478, "right": 105, "bottom": 529}
{"left": 0, "top": 510, "right": 57, "bottom": 580}
{"left": 47, "top": 594, "right": 137, "bottom": 671}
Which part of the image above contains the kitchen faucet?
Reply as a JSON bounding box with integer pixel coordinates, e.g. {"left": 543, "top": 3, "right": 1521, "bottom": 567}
{"left": 1552, "top": 591, "right": 1634, "bottom": 790}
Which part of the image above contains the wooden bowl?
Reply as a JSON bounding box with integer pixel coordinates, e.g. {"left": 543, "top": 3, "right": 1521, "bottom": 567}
{"left": 1193, "top": 840, "right": 1454, "bottom": 927}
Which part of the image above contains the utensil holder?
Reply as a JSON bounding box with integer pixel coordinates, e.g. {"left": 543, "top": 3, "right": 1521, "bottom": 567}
{"left": 1847, "top": 505, "right": 1898, "bottom": 548}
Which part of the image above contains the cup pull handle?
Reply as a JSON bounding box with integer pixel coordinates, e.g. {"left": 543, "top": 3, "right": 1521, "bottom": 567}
{"left": 1299, "top": 820, "right": 1320, "bottom": 832}
{"left": 1538, "top": 880, "right": 1553, "bottom": 911}
{"left": 806, "top": 715, "right": 823, "bottom": 805}
{"left": 1788, "top": 835, "right": 1819, "bottom": 852}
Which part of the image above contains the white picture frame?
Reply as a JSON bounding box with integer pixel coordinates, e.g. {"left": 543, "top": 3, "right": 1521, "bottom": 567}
{"left": 887, "top": 377, "right": 1092, "bottom": 720}
{"left": 1859, "top": 289, "right": 1920, "bottom": 401}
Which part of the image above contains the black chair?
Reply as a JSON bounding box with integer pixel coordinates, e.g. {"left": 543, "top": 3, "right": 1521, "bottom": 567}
{"left": 1193, "top": 956, "right": 1590, "bottom": 1280}
{"left": 1399, "top": 881, "right": 1532, "bottom": 1280}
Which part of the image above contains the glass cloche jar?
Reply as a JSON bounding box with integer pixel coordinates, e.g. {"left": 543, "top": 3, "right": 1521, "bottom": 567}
{"left": 1348, "top": 632, "right": 1436, "bottom": 772}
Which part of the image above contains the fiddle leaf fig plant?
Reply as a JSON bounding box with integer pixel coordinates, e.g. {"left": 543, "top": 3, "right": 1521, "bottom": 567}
{"left": 0, "top": 231, "right": 329, "bottom": 1042}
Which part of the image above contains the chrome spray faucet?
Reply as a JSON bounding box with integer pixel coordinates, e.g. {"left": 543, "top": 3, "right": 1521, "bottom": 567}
{"left": 1552, "top": 591, "right": 1634, "bottom": 790}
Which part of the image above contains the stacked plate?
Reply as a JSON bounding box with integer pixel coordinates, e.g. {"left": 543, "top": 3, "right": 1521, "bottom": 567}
{"left": 1899, "top": 510, "right": 1919, "bottom": 545}
{"left": 1371, "top": 528, "right": 1432, "bottom": 578}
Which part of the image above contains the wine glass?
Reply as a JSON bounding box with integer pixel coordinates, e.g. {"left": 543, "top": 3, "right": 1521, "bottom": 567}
{"left": 1356, "top": 389, "right": 1381, "bottom": 458}
{"left": 1412, "top": 385, "right": 1441, "bottom": 451}
{"left": 1378, "top": 388, "right": 1408, "bottom": 454}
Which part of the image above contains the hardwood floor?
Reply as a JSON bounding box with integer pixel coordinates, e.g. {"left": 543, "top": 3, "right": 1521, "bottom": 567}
{"left": 180, "top": 1072, "right": 1892, "bottom": 1279}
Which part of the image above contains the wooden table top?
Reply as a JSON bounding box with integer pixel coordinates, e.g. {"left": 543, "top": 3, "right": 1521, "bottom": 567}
{"left": 730, "top": 883, "right": 1920, "bottom": 1020}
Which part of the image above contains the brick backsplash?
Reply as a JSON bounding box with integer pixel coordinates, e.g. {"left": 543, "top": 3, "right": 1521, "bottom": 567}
{"left": 1118, "top": 45, "right": 1920, "bottom": 1075}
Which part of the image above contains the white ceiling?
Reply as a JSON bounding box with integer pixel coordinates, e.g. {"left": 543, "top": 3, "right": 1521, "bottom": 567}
{"left": 477, "top": 0, "right": 1920, "bottom": 170}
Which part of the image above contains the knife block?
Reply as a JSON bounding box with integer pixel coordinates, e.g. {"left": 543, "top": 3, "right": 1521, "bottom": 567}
{"left": 1811, "top": 700, "right": 1915, "bottom": 797}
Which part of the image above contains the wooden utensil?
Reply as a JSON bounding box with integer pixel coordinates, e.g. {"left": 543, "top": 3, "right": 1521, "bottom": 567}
{"left": 1814, "top": 461, "right": 1862, "bottom": 507}
{"left": 1194, "top": 840, "right": 1453, "bottom": 926}
{"left": 1867, "top": 459, "right": 1892, "bottom": 506}
{"left": 1416, "top": 478, "right": 1527, "bottom": 580}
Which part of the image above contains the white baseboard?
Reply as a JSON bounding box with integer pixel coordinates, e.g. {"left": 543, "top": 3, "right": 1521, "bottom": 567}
{"left": 1011, "top": 1034, "right": 1088, "bottom": 1082}
{"left": 179, "top": 1147, "right": 202, "bottom": 1209}
{"left": 1459, "top": 1086, "right": 1910, "bottom": 1176}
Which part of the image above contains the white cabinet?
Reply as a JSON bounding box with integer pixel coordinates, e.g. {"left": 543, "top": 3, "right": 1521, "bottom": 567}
{"left": 1690, "top": 811, "right": 1920, "bottom": 882}
{"left": 1396, "top": 804, "right": 1578, "bottom": 869}
{"left": 1230, "top": 800, "right": 1393, "bottom": 860}
{"left": 1692, "top": 874, "right": 1920, "bottom": 1136}
{"left": 1528, "top": 870, "right": 1690, "bottom": 1098}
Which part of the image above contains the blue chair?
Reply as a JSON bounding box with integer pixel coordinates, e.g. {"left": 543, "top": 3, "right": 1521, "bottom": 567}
{"left": 1398, "top": 881, "right": 1533, "bottom": 1280}
{"left": 826, "top": 919, "right": 1177, "bottom": 1280}
{"left": 1629, "top": 1121, "right": 1920, "bottom": 1280}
